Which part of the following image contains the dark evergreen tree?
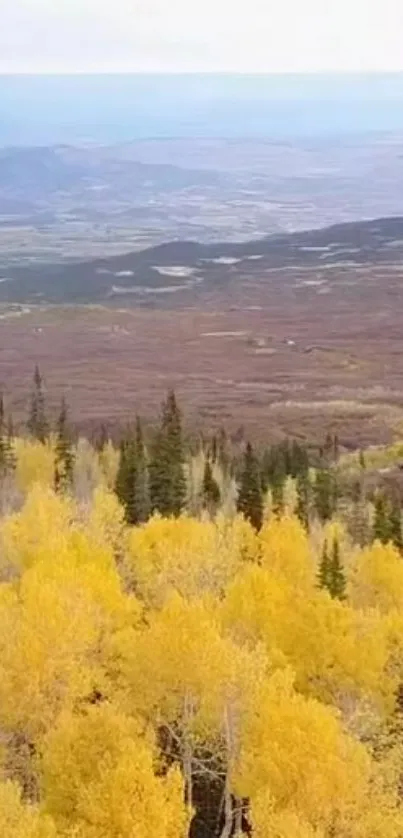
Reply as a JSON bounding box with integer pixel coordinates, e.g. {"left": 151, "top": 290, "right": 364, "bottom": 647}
{"left": 296, "top": 469, "right": 311, "bottom": 530}
{"left": 314, "top": 468, "right": 335, "bottom": 522}
{"left": 373, "top": 493, "right": 390, "bottom": 544}
{"left": 319, "top": 537, "right": 346, "bottom": 599}
{"left": 346, "top": 496, "right": 370, "bottom": 548}
{"left": 216, "top": 427, "right": 231, "bottom": 476}
{"left": 54, "top": 397, "right": 74, "bottom": 492}
{"left": 3, "top": 415, "right": 16, "bottom": 475}
{"left": 202, "top": 458, "right": 220, "bottom": 513}
{"left": 0, "top": 398, "right": 16, "bottom": 477}
{"left": 210, "top": 434, "right": 218, "bottom": 464}
{"left": 53, "top": 464, "right": 61, "bottom": 494}
{"left": 290, "top": 440, "right": 309, "bottom": 478}
{"left": 27, "top": 366, "right": 48, "bottom": 444}
{"left": 115, "top": 438, "right": 132, "bottom": 514}
{"left": 271, "top": 472, "right": 285, "bottom": 517}
{"left": 237, "top": 442, "right": 263, "bottom": 531}
{"left": 328, "top": 537, "right": 347, "bottom": 600}
{"left": 132, "top": 416, "right": 150, "bottom": 524}
{"left": 359, "top": 449, "right": 366, "bottom": 470}
{"left": 115, "top": 419, "right": 150, "bottom": 525}
{"left": 389, "top": 497, "right": 403, "bottom": 552}
{"left": 94, "top": 423, "right": 109, "bottom": 453}
{"left": 318, "top": 540, "right": 331, "bottom": 590}
{"left": 149, "top": 391, "right": 186, "bottom": 517}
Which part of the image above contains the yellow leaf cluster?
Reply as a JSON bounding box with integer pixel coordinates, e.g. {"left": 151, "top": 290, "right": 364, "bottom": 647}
{"left": 1, "top": 476, "right": 403, "bottom": 838}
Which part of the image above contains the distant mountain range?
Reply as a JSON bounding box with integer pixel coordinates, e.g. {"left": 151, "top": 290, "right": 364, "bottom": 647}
{"left": 1, "top": 216, "right": 402, "bottom": 306}
{"left": 0, "top": 145, "right": 220, "bottom": 201}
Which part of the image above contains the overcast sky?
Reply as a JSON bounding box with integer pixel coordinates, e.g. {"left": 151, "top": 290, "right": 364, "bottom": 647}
{"left": 0, "top": 0, "right": 402, "bottom": 74}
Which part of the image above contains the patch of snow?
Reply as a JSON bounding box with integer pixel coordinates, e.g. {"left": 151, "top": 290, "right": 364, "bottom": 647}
{"left": 299, "top": 246, "right": 331, "bottom": 252}
{"left": 153, "top": 266, "right": 197, "bottom": 277}
{"left": 201, "top": 330, "right": 247, "bottom": 338}
{"left": 115, "top": 270, "right": 134, "bottom": 277}
{"left": 110, "top": 284, "right": 187, "bottom": 295}
{"left": 202, "top": 257, "right": 241, "bottom": 265}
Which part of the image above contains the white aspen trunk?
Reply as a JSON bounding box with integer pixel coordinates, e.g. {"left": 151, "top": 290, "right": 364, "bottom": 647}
{"left": 234, "top": 798, "right": 243, "bottom": 836}
{"left": 219, "top": 703, "right": 235, "bottom": 838}
{"left": 182, "top": 693, "right": 194, "bottom": 812}
{"left": 220, "top": 774, "right": 233, "bottom": 838}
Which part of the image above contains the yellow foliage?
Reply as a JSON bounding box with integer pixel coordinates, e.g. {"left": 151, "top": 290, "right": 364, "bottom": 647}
{"left": 222, "top": 563, "right": 392, "bottom": 707}
{"left": 251, "top": 794, "right": 325, "bottom": 838}
{"left": 126, "top": 513, "right": 257, "bottom": 604}
{"left": 42, "top": 703, "right": 188, "bottom": 838}
{"left": 0, "top": 523, "right": 139, "bottom": 739}
{"left": 14, "top": 438, "right": 55, "bottom": 492}
{"left": 98, "top": 439, "right": 120, "bottom": 489}
{"left": 84, "top": 486, "right": 125, "bottom": 552}
{"left": 0, "top": 780, "right": 56, "bottom": 838}
{"left": 0, "top": 486, "right": 74, "bottom": 571}
{"left": 259, "top": 515, "right": 315, "bottom": 591}
{"left": 350, "top": 541, "right": 403, "bottom": 612}
{"left": 1, "top": 469, "right": 403, "bottom": 838}
{"left": 125, "top": 593, "right": 229, "bottom": 729}
{"left": 236, "top": 668, "right": 370, "bottom": 829}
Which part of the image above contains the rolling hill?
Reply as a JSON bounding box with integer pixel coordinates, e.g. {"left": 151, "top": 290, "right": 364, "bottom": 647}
{"left": 0, "top": 216, "right": 402, "bottom": 305}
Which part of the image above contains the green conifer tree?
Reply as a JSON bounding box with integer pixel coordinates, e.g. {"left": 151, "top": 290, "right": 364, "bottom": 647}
{"left": 328, "top": 537, "right": 347, "bottom": 600}
{"left": 54, "top": 397, "right": 74, "bottom": 493}
{"left": 27, "top": 366, "right": 48, "bottom": 444}
{"left": 216, "top": 427, "right": 231, "bottom": 476}
{"left": 373, "top": 493, "right": 391, "bottom": 544}
{"left": 389, "top": 497, "right": 403, "bottom": 552}
{"left": 149, "top": 390, "right": 186, "bottom": 517}
{"left": 318, "top": 540, "right": 331, "bottom": 591}
{"left": 0, "top": 398, "right": 16, "bottom": 478}
{"left": 296, "top": 470, "right": 311, "bottom": 530}
{"left": 237, "top": 442, "right": 263, "bottom": 531}
{"left": 314, "top": 468, "right": 335, "bottom": 522}
{"left": 4, "top": 414, "right": 16, "bottom": 475}
{"left": 132, "top": 416, "right": 150, "bottom": 524}
{"left": 290, "top": 440, "right": 309, "bottom": 478}
{"left": 202, "top": 458, "right": 221, "bottom": 514}
{"left": 271, "top": 472, "right": 285, "bottom": 517}
{"left": 94, "top": 423, "right": 109, "bottom": 453}
{"left": 115, "top": 437, "right": 132, "bottom": 515}
{"left": 347, "top": 495, "right": 370, "bottom": 547}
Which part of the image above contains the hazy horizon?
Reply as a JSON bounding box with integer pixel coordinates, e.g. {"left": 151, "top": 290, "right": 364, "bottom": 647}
{"left": 1, "top": 72, "right": 403, "bottom": 146}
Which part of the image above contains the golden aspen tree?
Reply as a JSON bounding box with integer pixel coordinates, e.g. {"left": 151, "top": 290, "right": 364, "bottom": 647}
{"left": 0, "top": 780, "right": 56, "bottom": 838}
{"left": 41, "top": 703, "right": 188, "bottom": 838}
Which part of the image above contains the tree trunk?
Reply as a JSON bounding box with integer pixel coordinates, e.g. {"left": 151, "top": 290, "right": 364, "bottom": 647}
{"left": 234, "top": 797, "right": 243, "bottom": 836}
{"left": 182, "top": 693, "right": 194, "bottom": 812}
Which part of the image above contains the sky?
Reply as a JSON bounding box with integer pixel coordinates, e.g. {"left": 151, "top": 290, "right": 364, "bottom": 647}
{"left": 0, "top": 0, "right": 402, "bottom": 74}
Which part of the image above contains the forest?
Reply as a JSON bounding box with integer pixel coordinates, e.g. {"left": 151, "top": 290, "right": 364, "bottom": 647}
{"left": 2, "top": 369, "right": 403, "bottom": 837}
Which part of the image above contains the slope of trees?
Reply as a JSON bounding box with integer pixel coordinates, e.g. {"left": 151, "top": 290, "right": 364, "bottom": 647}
{"left": 0, "top": 375, "right": 403, "bottom": 837}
